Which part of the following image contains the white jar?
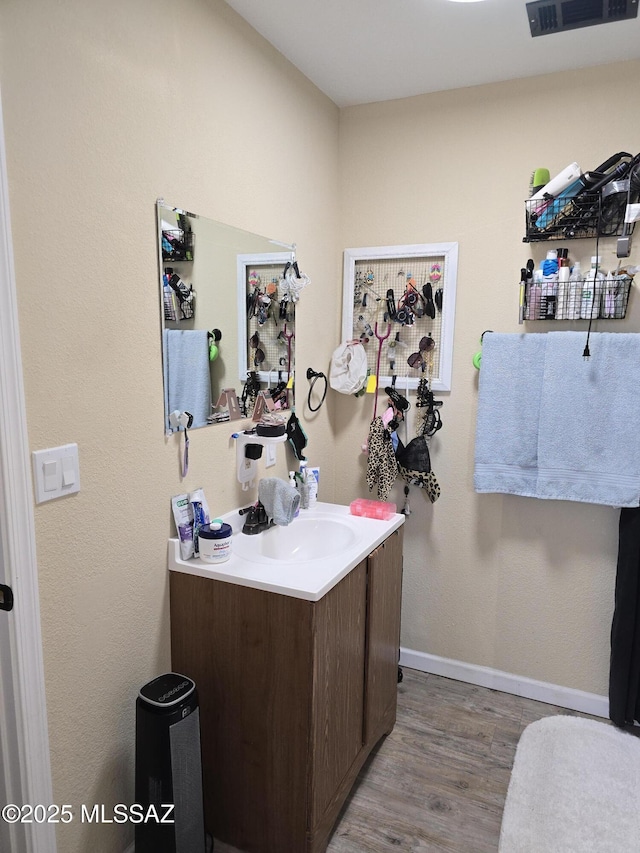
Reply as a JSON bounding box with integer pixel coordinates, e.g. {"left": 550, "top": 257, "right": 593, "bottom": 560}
{"left": 198, "top": 522, "right": 232, "bottom": 563}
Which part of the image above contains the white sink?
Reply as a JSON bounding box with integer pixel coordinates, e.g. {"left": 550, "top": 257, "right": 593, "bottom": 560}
{"left": 169, "top": 501, "right": 404, "bottom": 601}
{"left": 232, "top": 513, "right": 361, "bottom": 564}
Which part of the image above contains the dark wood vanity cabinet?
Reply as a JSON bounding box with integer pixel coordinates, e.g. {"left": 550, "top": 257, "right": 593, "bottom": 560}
{"left": 170, "top": 526, "right": 403, "bottom": 853}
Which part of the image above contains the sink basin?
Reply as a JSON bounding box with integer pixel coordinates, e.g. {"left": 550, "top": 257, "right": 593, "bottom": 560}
{"left": 232, "top": 514, "right": 361, "bottom": 564}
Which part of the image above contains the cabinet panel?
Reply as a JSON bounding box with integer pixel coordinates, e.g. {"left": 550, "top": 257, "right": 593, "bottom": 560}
{"left": 364, "top": 527, "right": 404, "bottom": 743}
{"left": 170, "top": 572, "right": 313, "bottom": 853}
{"left": 310, "top": 561, "right": 366, "bottom": 826}
{"left": 169, "top": 523, "right": 404, "bottom": 853}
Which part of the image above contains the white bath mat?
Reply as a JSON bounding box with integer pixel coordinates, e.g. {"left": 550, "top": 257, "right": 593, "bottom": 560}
{"left": 499, "top": 715, "right": 640, "bottom": 852}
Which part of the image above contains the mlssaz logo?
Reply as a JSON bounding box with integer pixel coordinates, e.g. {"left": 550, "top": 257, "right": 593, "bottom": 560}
{"left": 81, "top": 804, "right": 175, "bottom": 824}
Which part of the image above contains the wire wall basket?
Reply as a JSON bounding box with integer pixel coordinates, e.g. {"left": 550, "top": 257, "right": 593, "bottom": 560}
{"left": 524, "top": 186, "right": 635, "bottom": 242}
{"left": 523, "top": 277, "right": 632, "bottom": 321}
{"left": 162, "top": 229, "right": 195, "bottom": 262}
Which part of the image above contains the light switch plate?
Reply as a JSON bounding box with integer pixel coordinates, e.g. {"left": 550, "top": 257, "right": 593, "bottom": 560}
{"left": 32, "top": 443, "right": 80, "bottom": 504}
{"left": 265, "top": 443, "right": 277, "bottom": 468}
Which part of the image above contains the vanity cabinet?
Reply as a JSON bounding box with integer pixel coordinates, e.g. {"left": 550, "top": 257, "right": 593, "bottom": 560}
{"left": 169, "top": 526, "right": 403, "bottom": 853}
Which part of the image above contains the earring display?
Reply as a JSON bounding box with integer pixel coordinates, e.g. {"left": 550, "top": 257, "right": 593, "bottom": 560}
{"left": 243, "top": 260, "right": 296, "bottom": 390}
{"left": 343, "top": 243, "right": 459, "bottom": 392}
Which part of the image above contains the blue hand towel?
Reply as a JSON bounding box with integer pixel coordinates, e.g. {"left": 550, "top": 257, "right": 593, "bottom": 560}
{"left": 163, "top": 329, "right": 211, "bottom": 430}
{"left": 474, "top": 333, "right": 547, "bottom": 498}
{"left": 258, "top": 478, "right": 300, "bottom": 526}
{"left": 537, "top": 332, "right": 640, "bottom": 507}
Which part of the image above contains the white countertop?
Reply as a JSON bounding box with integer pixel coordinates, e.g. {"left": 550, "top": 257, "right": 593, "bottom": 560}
{"left": 168, "top": 501, "right": 404, "bottom": 601}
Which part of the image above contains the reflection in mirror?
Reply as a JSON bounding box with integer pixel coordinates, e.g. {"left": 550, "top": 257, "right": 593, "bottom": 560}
{"left": 157, "top": 200, "right": 296, "bottom": 432}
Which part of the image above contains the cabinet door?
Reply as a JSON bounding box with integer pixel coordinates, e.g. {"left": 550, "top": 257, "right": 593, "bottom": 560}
{"left": 170, "top": 572, "right": 313, "bottom": 853}
{"left": 309, "top": 560, "right": 367, "bottom": 828}
{"left": 364, "top": 527, "right": 404, "bottom": 744}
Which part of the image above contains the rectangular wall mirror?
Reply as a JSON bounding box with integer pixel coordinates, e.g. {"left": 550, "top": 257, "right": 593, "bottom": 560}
{"left": 157, "top": 200, "right": 296, "bottom": 432}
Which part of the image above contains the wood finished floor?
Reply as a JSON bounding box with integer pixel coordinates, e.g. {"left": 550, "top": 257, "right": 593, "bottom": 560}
{"left": 214, "top": 668, "right": 600, "bottom": 853}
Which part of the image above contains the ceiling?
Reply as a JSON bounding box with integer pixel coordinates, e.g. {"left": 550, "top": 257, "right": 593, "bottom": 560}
{"left": 224, "top": 0, "right": 640, "bottom": 107}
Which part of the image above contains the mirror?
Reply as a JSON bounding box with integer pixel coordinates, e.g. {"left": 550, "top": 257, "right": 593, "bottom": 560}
{"left": 158, "top": 200, "right": 296, "bottom": 431}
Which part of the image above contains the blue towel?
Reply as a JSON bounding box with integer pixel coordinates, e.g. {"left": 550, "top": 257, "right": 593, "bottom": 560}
{"left": 474, "top": 333, "right": 547, "bottom": 498}
{"left": 258, "top": 478, "right": 300, "bottom": 526}
{"left": 163, "top": 329, "right": 211, "bottom": 430}
{"left": 474, "top": 331, "right": 640, "bottom": 507}
{"left": 537, "top": 332, "right": 640, "bottom": 507}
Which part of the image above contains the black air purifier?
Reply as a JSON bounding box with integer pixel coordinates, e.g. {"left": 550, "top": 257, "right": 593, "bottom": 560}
{"left": 135, "top": 672, "right": 206, "bottom": 853}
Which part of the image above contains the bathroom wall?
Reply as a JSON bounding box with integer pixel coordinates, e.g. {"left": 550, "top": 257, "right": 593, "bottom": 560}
{"left": 336, "top": 60, "right": 640, "bottom": 698}
{"left": 1, "top": 0, "right": 639, "bottom": 848}
{"left": 0, "top": 1, "right": 340, "bottom": 850}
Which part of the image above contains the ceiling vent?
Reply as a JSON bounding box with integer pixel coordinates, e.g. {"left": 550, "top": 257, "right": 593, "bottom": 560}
{"left": 526, "top": 0, "right": 638, "bottom": 37}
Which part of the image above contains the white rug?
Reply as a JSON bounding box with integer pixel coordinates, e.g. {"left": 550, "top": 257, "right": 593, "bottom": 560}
{"left": 499, "top": 715, "right": 640, "bottom": 853}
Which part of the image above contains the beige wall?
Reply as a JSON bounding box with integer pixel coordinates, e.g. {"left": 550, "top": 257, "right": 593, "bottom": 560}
{"left": 1, "top": 0, "right": 639, "bottom": 848}
{"left": 0, "top": 1, "right": 339, "bottom": 850}
{"left": 336, "top": 60, "right": 640, "bottom": 695}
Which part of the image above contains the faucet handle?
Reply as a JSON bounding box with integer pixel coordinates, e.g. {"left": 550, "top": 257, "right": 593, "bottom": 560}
{"left": 241, "top": 504, "right": 261, "bottom": 535}
{"left": 241, "top": 501, "right": 273, "bottom": 535}
{"left": 256, "top": 501, "right": 269, "bottom": 528}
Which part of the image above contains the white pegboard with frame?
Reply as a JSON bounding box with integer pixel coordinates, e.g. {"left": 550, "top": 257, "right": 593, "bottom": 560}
{"left": 237, "top": 252, "right": 296, "bottom": 386}
{"left": 342, "top": 243, "right": 458, "bottom": 392}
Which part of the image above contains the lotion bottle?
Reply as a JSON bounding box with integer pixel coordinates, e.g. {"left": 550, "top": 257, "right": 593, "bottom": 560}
{"left": 305, "top": 465, "right": 318, "bottom": 507}
{"left": 581, "top": 256, "right": 605, "bottom": 320}
{"left": 567, "top": 262, "right": 582, "bottom": 319}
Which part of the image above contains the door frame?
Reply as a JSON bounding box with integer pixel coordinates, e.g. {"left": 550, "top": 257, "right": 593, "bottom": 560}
{"left": 0, "top": 85, "right": 57, "bottom": 852}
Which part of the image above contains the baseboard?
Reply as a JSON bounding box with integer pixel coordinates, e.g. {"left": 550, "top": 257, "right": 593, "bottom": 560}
{"left": 399, "top": 647, "right": 609, "bottom": 719}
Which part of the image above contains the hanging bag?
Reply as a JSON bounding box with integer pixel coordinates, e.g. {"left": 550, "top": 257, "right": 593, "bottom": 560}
{"left": 329, "top": 341, "right": 368, "bottom": 395}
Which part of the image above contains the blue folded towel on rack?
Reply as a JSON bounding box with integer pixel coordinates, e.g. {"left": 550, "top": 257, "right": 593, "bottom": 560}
{"left": 163, "top": 329, "right": 211, "bottom": 430}
{"left": 474, "top": 333, "right": 547, "bottom": 499}
{"left": 537, "top": 332, "right": 640, "bottom": 507}
{"left": 474, "top": 332, "right": 640, "bottom": 508}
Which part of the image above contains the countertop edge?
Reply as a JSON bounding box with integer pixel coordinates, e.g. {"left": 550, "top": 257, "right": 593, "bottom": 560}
{"left": 168, "top": 503, "right": 404, "bottom": 601}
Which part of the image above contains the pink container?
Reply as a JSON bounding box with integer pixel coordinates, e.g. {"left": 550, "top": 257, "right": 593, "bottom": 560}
{"left": 349, "top": 498, "right": 397, "bottom": 520}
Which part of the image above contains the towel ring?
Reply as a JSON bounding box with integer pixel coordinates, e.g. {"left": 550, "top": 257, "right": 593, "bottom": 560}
{"left": 306, "top": 368, "right": 328, "bottom": 412}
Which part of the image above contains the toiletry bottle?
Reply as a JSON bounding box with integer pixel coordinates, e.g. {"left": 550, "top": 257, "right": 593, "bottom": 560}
{"left": 555, "top": 274, "right": 566, "bottom": 320}
{"left": 540, "top": 250, "right": 558, "bottom": 318}
{"left": 555, "top": 250, "right": 570, "bottom": 319}
{"left": 308, "top": 467, "right": 320, "bottom": 505}
{"left": 528, "top": 269, "right": 542, "bottom": 320}
{"left": 603, "top": 271, "right": 615, "bottom": 319}
{"left": 581, "top": 256, "right": 605, "bottom": 320}
{"left": 298, "top": 462, "right": 310, "bottom": 509}
{"left": 305, "top": 464, "right": 318, "bottom": 507}
{"left": 567, "top": 262, "right": 582, "bottom": 319}
{"left": 614, "top": 274, "right": 626, "bottom": 318}
{"left": 288, "top": 471, "right": 300, "bottom": 517}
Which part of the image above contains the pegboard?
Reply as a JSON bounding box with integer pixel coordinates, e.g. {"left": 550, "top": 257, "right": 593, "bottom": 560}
{"left": 342, "top": 244, "right": 458, "bottom": 392}
{"left": 237, "top": 253, "right": 296, "bottom": 387}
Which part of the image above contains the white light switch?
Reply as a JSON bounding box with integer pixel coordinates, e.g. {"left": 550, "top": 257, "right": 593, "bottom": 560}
{"left": 32, "top": 443, "right": 80, "bottom": 504}
{"left": 61, "top": 456, "right": 76, "bottom": 487}
{"left": 42, "top": 459, "right": 58, "bottom": 492}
